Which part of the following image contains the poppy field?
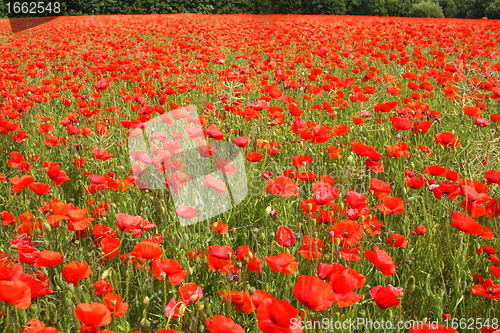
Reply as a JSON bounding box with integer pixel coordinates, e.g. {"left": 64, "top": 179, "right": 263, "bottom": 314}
{"left": 1, "top": 13, "right": 500, "bottom": 333}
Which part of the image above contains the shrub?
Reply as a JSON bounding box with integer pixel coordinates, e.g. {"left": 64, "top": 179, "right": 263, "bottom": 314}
{"left": 408, "top": 1, "right": 445, "bottom": 18}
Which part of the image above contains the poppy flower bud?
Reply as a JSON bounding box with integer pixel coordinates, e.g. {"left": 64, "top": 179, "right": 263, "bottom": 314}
{"left": 101, "top": 268, "right": 111, "bottom": 280}
{"left": 64, "top": 298, "right": 74, "bottom": 309}
{"left": 408, "top": 276, "right": 416, "bottom": 293}
{"left": 265, "top": 206, "right": 272, "bottom": 215}
{"left": 347, "top": 155, "right": 355, "bottom": 164}
{"left": 143, "top": 296, "right": 150, "bottom": 306}
{"left": 140, "top": 318, "right": 150, "bottom": 327}
{"left": 178, "top": 303, "right": 187, "bottom": 316}
{"left": 188, "top": 266, "right": 193, "bottom": 275}
{"left": 197, "top": 304, "right": 205, "bottom": 312}
{"left": 42, "top": 222, "right": 52, "bottom": 232}
{"left": 189, "top": 294, "right": 200, "bottom": 304}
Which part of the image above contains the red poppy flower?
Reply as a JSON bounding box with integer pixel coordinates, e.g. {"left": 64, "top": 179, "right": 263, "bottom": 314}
{"left": 276, "top": 226, "right": 296, "bottom": 247}
{"left": 210, "top": 222, "right": 228, "bottom": 234}
{"left": 101, "top": 237, "right": 121, "bottom": 260}
{"left": 164, "top": 297, "right": 185, "bottom": 319}
{"left": 364, "top": 245, "right": 396, "bottom": 275}
{"left": 369, "top": 178, "right": 392, "bottom": 195}
{"left": 233, "top": 136, "right": 249, "bottom": 148}
{"left": 370, "top": 285, "right": 404, "bottom": 309}
{"left": 376, "top": 196, "right": 405, "bottom": 215}
{"left": 386, "top": 233, "right": 407, "bottom": 247}
{"left": 22, "top": 319, "right": 58, "bottom": 333}
{"left": 62, "top": 261, "right": 92, "bottom": 286}
{"left": 293, "top": 275, "right": 335, "bottom": 311}
{"left": 256, "top": 297, "right": 302, "bottom": 333}
{"left": 434, "top": 132, "right": 460, "bottom": 148}
{"left": 151, "top": 258, "right": 186, "bottom": 285}
{"left": 313, "top": 184, "right": 340, "bottom": 206}
{"left": 251, "top": 289, "right": 273, "bottom": 309}
{"left": 0, "top": 280, "right": 31, "bottom": 309}
{"left": 207, "top": 245, "right": 234, "bottom": 274}
{"left": 485, "top": 170, "right": 500, "bottom": 186}
{"left": 9, "top": 175, "right": 34, "bottom": 193}
{"left": 103, "top": 293, "right": 128, "bottom": 317}
{"left": 329, "top": 220, "right": 364, "bottom": 247}
{"left": 321, "top": 263, "right": 365, "bottom": 307}
{"left": 179, "top": 282, "right": 203, "bottom": 305}
{"left": 236, "top": 245, "right": 262, "bottom": 273}
{"left": 450, "top": 211, "right": 494, "bottom": 240}
{"left": 292, "top": 155, "right": 313, "bottom": 168}
{"left": 410, "top": 225, "right": 427, "bottom": 235}
{"left": 35, "top": 250, "right": 64, "bottom": 267}
{"left": 246, "top": 152, "right": 264, "bottom": 162}
{"left": 132, "top": 241, "right": 163, "bottom": 260}
{"left": 115, "top": 213, "right": 155, "bottom": 237}
{"left": 67, "top": 208, "right": 94, "bottom": 231}
{"left": 217, "top": 290, "right": 254, "bottom": 313}
{"left": 93, "top": 148, "right": 113, "bottom": 161}
{"left": 74, "top": 302, "right": 112, "bottom": 329}
{"left": 93, "top": 280, "right": 113, "bottom": 297}
{"left": 266, "top": 176, "right": 299, "bottom": 198}
{"left": 206, "top": 315, "right": 245, "bottom": 333}
{"left": 298, "top": 236, "right": 324, "bottom": 260}
{"left": 363, "top": 215, "right": 383, "bottom": 236}
{"left": 351, "top": 141, "right": 383, "bottom": 160}
{"left": 265, "top": 252, "right": 299, "bottom": 274}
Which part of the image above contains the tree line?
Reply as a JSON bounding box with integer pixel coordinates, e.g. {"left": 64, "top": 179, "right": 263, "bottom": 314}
{"left": 2, "top": 0, "right": 500, "bottom": 20}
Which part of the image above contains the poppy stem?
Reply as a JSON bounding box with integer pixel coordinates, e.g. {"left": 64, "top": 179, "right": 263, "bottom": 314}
{"left": 5, "top": 305, "right": 11, "bottom": 329}
{"left": 163, "top": 278, "right": 167, "bottom": 312}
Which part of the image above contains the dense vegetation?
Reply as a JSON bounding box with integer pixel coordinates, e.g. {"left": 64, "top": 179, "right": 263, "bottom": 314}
{"left": 1, "top": 0, "right": 500, "bottom": 19}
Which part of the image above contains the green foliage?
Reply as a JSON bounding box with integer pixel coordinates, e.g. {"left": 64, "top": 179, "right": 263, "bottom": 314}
{"left": 303, "top": 0, "right": 347, "bottom": 15}
{"left": 0, "top": 0, "right": 6, "bottom": 18}
{"left": 485, "top": 0, "right": 500, "bottom": 19}
{"left": 408, "top": 1, "right": 445, "bottom": 17}
{"left": 438, "top": 0, "right": 459, "bottom": 18}
{"left": 347, "top": 0, "right": 389, "bottom": 16}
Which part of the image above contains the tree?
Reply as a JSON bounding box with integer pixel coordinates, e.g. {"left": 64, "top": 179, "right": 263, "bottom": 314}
{"left": 408, "top": 1, "right": 445, "bottom": 17}
{"left": 439, "top": 0, "right": 459, "bottom": 18}
{"left": 303, "top": 0, "right": 347, "bottom": 15}
{"left": 347, "top": 0, "right": 389, "bottom": 16}
{"left": 485, "top": 0, "right": 500, "bottom": 19}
